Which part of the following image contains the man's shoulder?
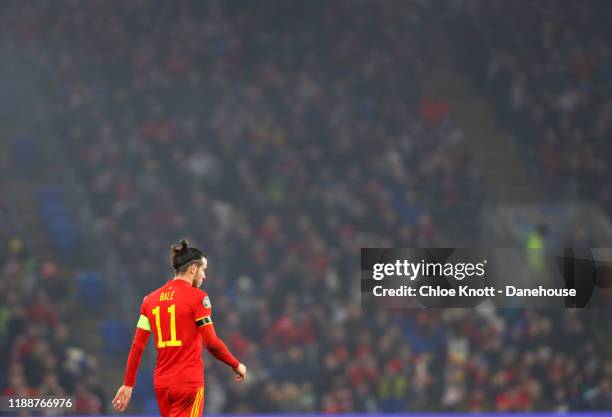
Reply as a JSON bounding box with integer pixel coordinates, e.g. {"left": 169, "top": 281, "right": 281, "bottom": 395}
{"left": 196, "top": 289, "right": 212, "bottom": 309}
{"left": 140, "top": 282, "right": 208, "bottom": 306}
{"left": 187, "top": 288, "right": 212, "bottom": 310}
{"left": 141, "top": 282, "right": 170, "bottom": 305}
{"left": 194, "top": 287, "right": 208, "bottom": 297}
{"left": 175, "top": 283, "right": 208, "bottom": 302}
{"left": 189, "top": 287, "right": 208, "bottom": 302}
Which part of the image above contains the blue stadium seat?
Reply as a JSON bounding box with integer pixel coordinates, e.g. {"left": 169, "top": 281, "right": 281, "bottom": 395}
{"left": 36, "top": 186, "right": 80, "bottom": 257}
{"left": 77, "top": 271, "right": 106, "bottom": 308}
{"left": 100, "top": 319, "right": 130, "bottom": 356}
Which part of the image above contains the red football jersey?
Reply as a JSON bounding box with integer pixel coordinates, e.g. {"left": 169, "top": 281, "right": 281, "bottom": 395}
{"left": 139, "top": 279, "right": 212, "bottom": 388}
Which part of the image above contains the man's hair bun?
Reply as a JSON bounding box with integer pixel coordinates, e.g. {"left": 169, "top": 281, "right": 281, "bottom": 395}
{"left": 170, "top": 239, "right": 204, "bottom": 272}
{"left": 171, "top": 239, "right": 190, "bottom": 256}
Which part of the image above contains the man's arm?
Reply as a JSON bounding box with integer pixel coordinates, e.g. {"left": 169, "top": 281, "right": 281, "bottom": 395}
{"left": 198, "top": 319, "right": 239, "bottom": 367}
{"left": 124, "top": 326, "right": 151, "bottom": 386}
{"left": 113, "top": 313, "right": 151, "bottom": 412}
{"left": 194, "top": 292, "right": 246, "bottom": 381}
{"left": 197, "top": 317, "right": 246, "bottom": 381}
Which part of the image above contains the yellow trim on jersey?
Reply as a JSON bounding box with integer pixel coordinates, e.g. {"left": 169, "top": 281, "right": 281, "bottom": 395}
{"left": 190, "top": 387, "right": 200, "bottom": 417}
{"left": 197, "top": 386, "right": 204, "bottom": 417}
{"left": 190, "top": 386, "right": 203, "bottom": 417}
{"left": 136, "top": 314, "right": 151, "bottom": 331}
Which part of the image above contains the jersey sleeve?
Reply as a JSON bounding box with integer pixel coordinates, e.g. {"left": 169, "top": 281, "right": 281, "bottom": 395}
{"left": 193, "top": 290, "right": 213, "bottom": 328}
{"left": 193, "top": 291, "right": 239, "bottom": 368}
{"left": 123, "top": 297, "right": 151, "bottom": 387}
{"left": 136, "top": 296, "right": 151, "bottom": 332}
{"left": 198, "top": 318, "right": 239, "bottom": 369}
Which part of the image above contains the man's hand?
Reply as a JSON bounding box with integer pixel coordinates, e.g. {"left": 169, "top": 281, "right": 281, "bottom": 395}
{"left": 233, "top": 363, "right": 247, "bottom": 382}
{"left": 112, "top": 385, "right": 133, "bottom": 412}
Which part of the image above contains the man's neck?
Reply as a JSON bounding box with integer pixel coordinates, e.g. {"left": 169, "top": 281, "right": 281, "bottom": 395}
{"left": 173, "top": 276, "right": 194, "bottom": 286}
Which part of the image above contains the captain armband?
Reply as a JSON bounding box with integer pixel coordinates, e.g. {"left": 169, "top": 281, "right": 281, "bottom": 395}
{"left": 136, "top": 314, "right": 151, "bottom": 331}
{"left": 195, "top": 316, "right": 213, "bottom": 327}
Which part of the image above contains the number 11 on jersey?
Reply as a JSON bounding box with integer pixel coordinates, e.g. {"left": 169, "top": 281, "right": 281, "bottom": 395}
{"left": 152, "top": 304, "right": 183, "bottom": 348}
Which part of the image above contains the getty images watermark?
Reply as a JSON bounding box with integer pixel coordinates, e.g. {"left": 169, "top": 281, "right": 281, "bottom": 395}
{"left": 361, "top": 248, "right": 612, "bottom": 308}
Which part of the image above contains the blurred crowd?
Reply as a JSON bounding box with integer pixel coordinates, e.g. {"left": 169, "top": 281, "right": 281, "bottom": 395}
{"left": 1, "top": 0, "right": 611, "bottom": 413}
{"left": 449, "top": 0, "right": 612, "bottom": 212}
{"left": 0, "top": 249, "right": 109, "bottom": 414}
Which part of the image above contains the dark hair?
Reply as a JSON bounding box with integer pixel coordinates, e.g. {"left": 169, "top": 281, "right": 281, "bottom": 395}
{"left": 170, "top": 239, "right": 203, "bottom": 273}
